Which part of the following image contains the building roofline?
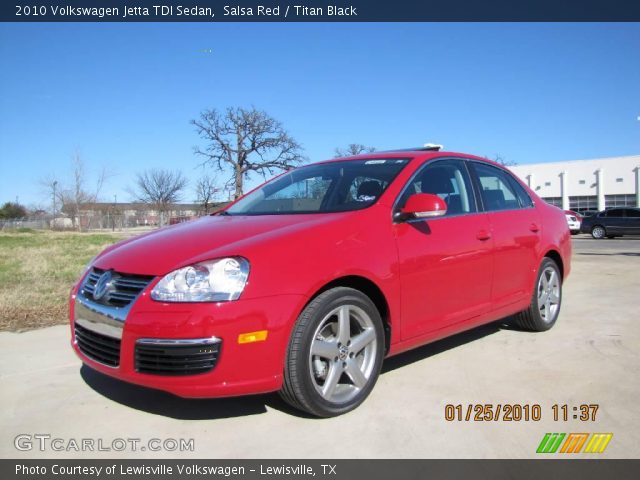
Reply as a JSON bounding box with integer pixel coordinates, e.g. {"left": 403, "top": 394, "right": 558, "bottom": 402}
{"left": 511, "top": 154, "right": 640, "bottom": 169}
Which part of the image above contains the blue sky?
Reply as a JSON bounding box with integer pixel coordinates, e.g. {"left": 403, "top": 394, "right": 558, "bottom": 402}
{"left": 0, "top": 23, "right": 639, "bottom": 208}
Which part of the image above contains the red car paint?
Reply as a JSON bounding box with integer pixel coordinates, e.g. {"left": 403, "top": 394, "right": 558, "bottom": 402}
{"left": 69, "top": 151, "right": 571, "bottom": 398}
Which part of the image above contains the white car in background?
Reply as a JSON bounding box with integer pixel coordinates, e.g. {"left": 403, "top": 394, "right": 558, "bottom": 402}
{"left": 565, "top": 212, "right": 581, "bottom": 235}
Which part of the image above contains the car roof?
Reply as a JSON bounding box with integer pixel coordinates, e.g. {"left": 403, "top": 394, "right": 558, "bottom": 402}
{"left": 318, "top": 150, "right": 496, "bottom": 166}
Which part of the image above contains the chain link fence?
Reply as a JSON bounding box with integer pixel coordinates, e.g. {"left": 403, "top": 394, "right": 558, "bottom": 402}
{"left": 0, "top": 213, "right": 193, "bottom": 232}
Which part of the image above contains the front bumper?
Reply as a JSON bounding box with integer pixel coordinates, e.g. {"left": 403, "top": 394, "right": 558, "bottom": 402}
{"left": 70, "top": 288, "right": 307, "bottom": 398}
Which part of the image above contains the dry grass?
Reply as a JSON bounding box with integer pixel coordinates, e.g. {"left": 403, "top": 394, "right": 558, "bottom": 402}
{"left": 0, "top": 229, "right": 124, "bottom": 331}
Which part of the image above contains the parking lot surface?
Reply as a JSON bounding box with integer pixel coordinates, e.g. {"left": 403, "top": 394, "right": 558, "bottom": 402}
{"left": 1, "top": 236, "right": 639, "bottom": 458}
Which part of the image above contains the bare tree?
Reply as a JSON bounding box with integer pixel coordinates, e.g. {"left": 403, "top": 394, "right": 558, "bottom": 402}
{"left": 39, "top": 152, "right": 110, "bottom": 229}
{"left": 60, "top": 152, "right": 109, "bottom": 229}
{"left": 334, "top": 144, "right": 376, "bottom": 158}
{"left": 130, "top": 169, "right": 188, "bottom": 226}
{"left": 191, "top": 107, "right": 305, "bottom": 199}
{"left": 194, "top": 173, "right": 221, "bottom": 214}
{"left": 492, "top": 154, "right": 518, "bottom": 167}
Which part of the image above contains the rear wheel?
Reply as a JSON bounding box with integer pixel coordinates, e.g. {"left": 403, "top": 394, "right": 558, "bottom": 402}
{"left": 513, "top": 258, "right": 562, "bottom": 331}
{"left": 280, "top": 287, "right": 384, "bottom": 417}
{"left": 591, "top": 225, "right": 606, "bottom": 239}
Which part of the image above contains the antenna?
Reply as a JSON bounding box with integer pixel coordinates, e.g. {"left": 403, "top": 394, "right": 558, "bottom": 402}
{"left": 423, "top": 143, "right": 443, "bottom": 151}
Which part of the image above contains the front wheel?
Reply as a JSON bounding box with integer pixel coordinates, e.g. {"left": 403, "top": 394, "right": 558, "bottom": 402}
{"left": 280, "top": 287, "right": 384, "bottom": 417}
{"left": 591, "top": 225, "right": 606, "bottom": 239}
{"left": 513, "top": 258, "right": 562, "bottom": 331}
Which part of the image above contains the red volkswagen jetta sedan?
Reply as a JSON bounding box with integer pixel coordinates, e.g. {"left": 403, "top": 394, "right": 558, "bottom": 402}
{"left": 70, "top": 148, "right": 571, "bottom": 417}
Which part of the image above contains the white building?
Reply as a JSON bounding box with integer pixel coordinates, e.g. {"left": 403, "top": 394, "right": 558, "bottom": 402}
{"left": 509, "top": 155, "right": 640, "bottom": 212}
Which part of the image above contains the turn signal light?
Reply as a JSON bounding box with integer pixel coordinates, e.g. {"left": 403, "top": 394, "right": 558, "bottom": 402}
{"left": 238, "top": 330, "right": 268, "bottom": 344}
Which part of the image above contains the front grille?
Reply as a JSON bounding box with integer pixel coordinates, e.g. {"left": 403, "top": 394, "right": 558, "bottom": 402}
{"left": 75, "top": 323, "right": 121, "bottom": 367}
{"left": 82, "top": 268, "right": 154, "bottom": 308}
{"left": 135, "top": 341, "right": 221, "bottom": 376}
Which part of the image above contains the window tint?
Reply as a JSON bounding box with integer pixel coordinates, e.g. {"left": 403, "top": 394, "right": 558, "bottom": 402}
{"left": 606, "top": 209, "right": 624, "bottom": 218}
{"left": 265, "top": 175, "right": 332, "bottom": 211}
{"left": 626, "top": 209, "right": 640, "bottom": 218}
{"left": 473, "top": 163, "right": 522, "bottom": 211}
{"left": 506, "top": 174, "right": 534, "bottom": 207}
{"left": 398, "top": 159, "right": 476, "bottom": 216}
{"left": 227, "top": 159, "right": 409, "bottom": 215}
{"left": 346, "top": 176, "right": 388, "bottom": 203}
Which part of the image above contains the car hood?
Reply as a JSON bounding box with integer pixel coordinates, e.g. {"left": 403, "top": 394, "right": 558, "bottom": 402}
{"left": 94, "top": 214, "right": 342, "bottom": 276}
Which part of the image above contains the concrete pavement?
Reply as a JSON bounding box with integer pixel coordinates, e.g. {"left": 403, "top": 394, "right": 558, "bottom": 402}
{"left": 1, "top": 236, "right": 639, "bottom": 458}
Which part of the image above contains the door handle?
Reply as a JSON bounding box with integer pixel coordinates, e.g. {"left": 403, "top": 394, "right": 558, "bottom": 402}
{"left": 476, "top": 230, "right": 491, "bottom": 241}
{"left": 529, "top": 223, "right": 540, "bottom": 233}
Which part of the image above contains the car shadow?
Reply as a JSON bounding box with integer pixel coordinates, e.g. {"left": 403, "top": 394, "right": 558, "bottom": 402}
{"left": 381, "top": 320, "right": 508, "bottom": 374}
{"left": 81, "top": 318, "right": 519, "bottom": 420}
{"left": 577, "top": 252, "right": 640, "bottom": 256}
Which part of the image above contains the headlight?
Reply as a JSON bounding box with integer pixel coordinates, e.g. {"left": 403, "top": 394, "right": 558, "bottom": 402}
{"left": 150, "top": 257, "right": 250, "bottom": 302}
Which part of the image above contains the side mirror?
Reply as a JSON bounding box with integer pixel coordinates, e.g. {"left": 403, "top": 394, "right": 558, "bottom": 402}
{"left": 397, "top": 193, "right": 447, "bottom": 221}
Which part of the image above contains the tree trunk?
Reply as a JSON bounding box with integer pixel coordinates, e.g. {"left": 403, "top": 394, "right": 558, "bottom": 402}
{"left": 234, "top": 165, "right": 243, "bottom": 200}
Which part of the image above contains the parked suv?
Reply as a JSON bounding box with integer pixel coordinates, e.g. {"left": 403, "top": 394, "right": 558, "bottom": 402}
{"left": 70, "top": 149, "right": 571, "bottom": 417}
{"left": 580, "top": 207, "right": 640, "bottom": 239}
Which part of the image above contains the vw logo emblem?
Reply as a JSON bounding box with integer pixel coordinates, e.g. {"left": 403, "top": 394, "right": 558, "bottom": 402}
{"left": 93, "top": 270, "right": 113, "bottom": 301}
{"left": 338, "top": 344, "right": 349, "bottom": 361}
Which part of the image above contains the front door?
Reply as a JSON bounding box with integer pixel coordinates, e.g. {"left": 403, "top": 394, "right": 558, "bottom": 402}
{"left": 394, "top": 159, "right": 494, "bottom": 340}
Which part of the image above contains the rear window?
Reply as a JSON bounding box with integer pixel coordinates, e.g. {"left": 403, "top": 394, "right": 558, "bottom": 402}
{"left": 472, "top": 163, "right": 522, "bottom": 211}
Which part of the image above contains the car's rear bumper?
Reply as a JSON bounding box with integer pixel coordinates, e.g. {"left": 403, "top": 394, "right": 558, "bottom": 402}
{"left": 70, "top": 291, "right": 307, "bottom": 398}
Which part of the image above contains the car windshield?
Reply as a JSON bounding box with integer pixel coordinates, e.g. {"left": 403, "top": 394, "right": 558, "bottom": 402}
{"left": 225, "top": 158, "right": 410, "bottom": 215}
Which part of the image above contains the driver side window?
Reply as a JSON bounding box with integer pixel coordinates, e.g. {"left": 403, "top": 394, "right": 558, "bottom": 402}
{"left": 399, "top": 159, "right": 476, "bottom": 216}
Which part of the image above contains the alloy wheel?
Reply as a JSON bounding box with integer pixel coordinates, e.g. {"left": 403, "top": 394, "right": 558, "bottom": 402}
{"left": 537, "top": 266, "right": 561, "bottom": 324}
{"left": 308, "top": 304, "right": 378, "bottom": 404}
{"left": 592, "top": 226, "right": 605, "bottom": 239}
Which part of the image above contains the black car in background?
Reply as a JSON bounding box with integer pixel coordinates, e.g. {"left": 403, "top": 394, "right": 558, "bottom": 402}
{"left": 577, "top": 209, "right": 599, "bottom": 218}
{"left": 580, "top": 207, "right": 640, "bottom": 239}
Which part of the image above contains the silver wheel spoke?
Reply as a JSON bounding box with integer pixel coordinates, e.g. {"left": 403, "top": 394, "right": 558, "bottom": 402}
{"left": 549, "top": 291, "right": 560, "bottom": 303}
{"left": 336, "top": 306, "right": 351, "bottom": 345}
{"left": 538, "top": 290, "right": 548, "bottom": 305}
{"left": 345, "top": 358, "right": 368, "bottom": 389}
{"left": 311, "top": 339, "right": 337, "bottom": 359}
{"left": 322, "top": 363, "right": 342, "bottom": 398}
{"left": 541, "top": 273, "right": 549, "bottom": 289}
{"left": 349, "top": 328, "right": 375, "bottom": 354}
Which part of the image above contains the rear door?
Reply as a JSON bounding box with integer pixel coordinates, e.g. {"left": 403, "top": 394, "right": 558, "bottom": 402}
{"left": 469, "top": 162, "right": 541, "bottom": 310}
{"left": 623, "top": 208, "right": 640, "bottom": 234}
{"left": 604, "top": 209, "right": 625, "bottom": 234}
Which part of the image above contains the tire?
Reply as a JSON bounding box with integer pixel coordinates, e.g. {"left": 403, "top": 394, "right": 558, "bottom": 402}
{"left": 591, "top": 225, "right": 606, "bottom": 239}
{"left": 280, "top": 287, "right": 384, "bottom": 417}
{"left": 513, "top": 258, "right": 562, "bottom": 332}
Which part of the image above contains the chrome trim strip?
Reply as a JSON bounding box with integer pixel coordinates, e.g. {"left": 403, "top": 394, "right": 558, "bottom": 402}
{"left": 75, "top": 291, "right": 133, "bottom": 323}
{"left": 74, "top": 297, "right": 125, "bottom": 339}
{"left": 136, "top": 337, "right": 221, "bottom": 346}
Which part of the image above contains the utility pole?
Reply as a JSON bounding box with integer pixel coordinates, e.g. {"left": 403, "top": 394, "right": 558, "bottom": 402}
{"left": 52, "top": 180, "right": 58, "bottom": 229}
{"left": 112, "top": 194, "right": 117, "bottom": 231}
